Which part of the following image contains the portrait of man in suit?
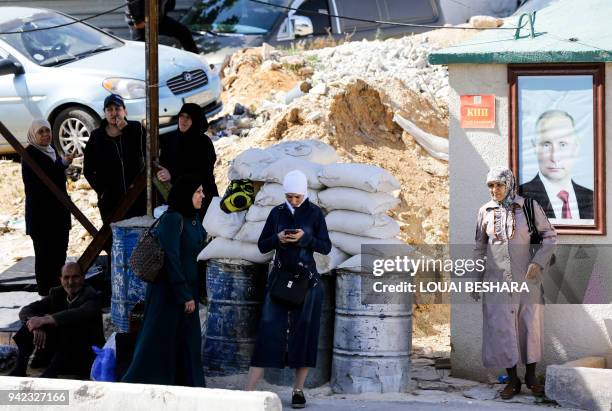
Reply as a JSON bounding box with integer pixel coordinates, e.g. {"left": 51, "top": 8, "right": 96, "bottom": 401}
{"left": 519, "top": 109, "right": 594, "bottom": 220}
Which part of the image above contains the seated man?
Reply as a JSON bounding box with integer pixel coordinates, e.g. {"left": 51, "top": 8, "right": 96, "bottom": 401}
{"left": 10, "top": 262, "right": 105, "bottom": 378}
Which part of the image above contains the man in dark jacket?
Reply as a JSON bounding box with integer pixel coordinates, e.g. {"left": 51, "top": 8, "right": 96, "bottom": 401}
{"left": 9, "top": 263, "right": 105, "bottom": 378}
{"left": 126, "top": 0, "right": 198, "bottom": 54}
{"left": 84, "top": 94, "right": 146, "bottom": 224}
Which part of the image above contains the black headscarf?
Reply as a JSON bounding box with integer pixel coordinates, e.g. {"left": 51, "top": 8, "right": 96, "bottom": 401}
{"left": 178, "top": 103, "right": 208, "bottom": 139}
{"left": 167, "top": 174, "right": 202, "bottom": 217}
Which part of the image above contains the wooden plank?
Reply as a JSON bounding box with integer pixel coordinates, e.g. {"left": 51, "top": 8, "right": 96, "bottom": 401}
{"left": 0, "top": 121, "right": 99, "bottom": 237}
{"left": 77, "top": 172, "right": 146, "bottom": 273}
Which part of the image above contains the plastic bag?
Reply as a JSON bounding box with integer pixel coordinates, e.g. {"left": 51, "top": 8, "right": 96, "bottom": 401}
{"left": 90, "top": 332, "right": 117, "bottom": 382}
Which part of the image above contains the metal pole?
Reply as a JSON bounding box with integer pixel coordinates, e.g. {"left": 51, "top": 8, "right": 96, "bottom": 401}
{"left": 145, "top": 0, "right": 159, "bottom": 215}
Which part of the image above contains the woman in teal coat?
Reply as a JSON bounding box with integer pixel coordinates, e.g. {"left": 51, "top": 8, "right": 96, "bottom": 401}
{"left": 122, "top": 175, "right": 206, "bottom": 386}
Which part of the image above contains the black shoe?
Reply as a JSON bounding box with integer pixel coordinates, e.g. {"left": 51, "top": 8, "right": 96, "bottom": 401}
{"left": 292, "top": 389, "right": 306, "bottom": 409}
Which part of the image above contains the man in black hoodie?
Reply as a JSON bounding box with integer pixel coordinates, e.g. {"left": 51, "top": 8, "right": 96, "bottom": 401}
{"left": 126, "top": 0, "right": 198, "bottom": 54}
{"left": 84, "top": 94, "right": 146, "bottom": 224}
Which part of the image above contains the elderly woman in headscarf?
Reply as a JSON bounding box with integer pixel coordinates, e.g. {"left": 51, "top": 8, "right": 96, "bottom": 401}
{"left": 156, "top": 103, "right": 218, "bottom": 214}
{"left": 21, "top": 120, "right": 73, "bottom": 296}
{"left": 122, "top": 175, "right": 206, "bottom": 387}
{"left": 245, "top": 170, "right": 331, "bottom": 409}
{"left": 474, "top": 166, "right": 557, "bottom": 399}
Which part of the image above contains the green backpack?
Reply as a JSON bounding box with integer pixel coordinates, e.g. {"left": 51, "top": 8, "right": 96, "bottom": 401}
{"left": 220, "top": 179, "right": 255, "bottom": 213}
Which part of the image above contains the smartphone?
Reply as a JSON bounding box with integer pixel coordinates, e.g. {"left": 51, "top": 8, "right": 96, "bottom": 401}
{"left": 285, "top": 229, "right": 299, "bottom": 235}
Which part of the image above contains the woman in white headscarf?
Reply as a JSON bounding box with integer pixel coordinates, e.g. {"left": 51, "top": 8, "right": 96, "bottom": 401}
{"left": 474, "top": 166, "right": 556, "bottom": 399}
{"left": 21, "top": 120, "right": 73, "bottom": 296}
{"left": 245, "top": 170, "right": 331, "bottom": 409}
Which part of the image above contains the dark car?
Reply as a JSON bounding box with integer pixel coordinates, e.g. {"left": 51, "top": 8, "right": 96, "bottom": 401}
{"left": 182, "top": 0, "right": 519, "bottom": 66}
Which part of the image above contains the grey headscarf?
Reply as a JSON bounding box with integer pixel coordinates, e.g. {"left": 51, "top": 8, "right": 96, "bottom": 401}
{"left": 27, "top": 120, "right": 56, "bottom": 162}
{"left": 486, "top": 166, "right": 516, "bottom": 209}
{"left": 486, "top": 166, "right": 517, "bottom": 240}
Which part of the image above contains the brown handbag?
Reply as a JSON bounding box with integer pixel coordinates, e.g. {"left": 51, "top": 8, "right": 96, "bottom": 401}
{"left": 129, "top": 213, "right": 183, "bottom": 283}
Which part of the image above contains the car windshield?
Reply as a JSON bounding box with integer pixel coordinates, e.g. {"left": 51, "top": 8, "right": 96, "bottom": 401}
{"left": 183, "top": 0, "right": 291, "bottom": 35}
{"left": 0, "top": 11, "right": 122, "bottom": 67}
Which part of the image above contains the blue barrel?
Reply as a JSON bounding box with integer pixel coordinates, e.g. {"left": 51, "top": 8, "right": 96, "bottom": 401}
{"left": 203, "top": 259, "right": 267, "bottom": 376}
{"left": 110, "top": 216, "right": 154, "bottom": 332}
{"left": 331, "top": 269, "right": 412, "bottom": 393}
{"left": 264, "top": 273, "right": 335, "bottom": 388}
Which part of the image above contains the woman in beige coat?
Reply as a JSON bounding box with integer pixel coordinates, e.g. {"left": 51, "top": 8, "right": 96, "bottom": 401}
{"left": 474, "top": 167, "right": 557, "bottom": 399}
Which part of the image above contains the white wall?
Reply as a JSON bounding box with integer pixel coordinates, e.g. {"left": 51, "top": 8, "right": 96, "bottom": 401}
{"left": 448, "top": 63, "right": 612, "bottom": 381}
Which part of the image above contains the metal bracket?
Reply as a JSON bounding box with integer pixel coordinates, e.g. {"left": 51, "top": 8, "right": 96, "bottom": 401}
{"left": 514, "top": 11, "right": 537, "bottom": 40}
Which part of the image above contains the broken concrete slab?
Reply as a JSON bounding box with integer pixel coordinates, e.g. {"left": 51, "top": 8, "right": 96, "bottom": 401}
{"left": 441, "top": 377, "right": 480, "bottom": 389}
{"left": 418, "top": 381, "right": 450, "bottom": 391}
{"left": 462, "top": 386, "right": 498, "bottom": 401}
{"left": 411, "top": 366, "right": 442, "bottom": 381}
{"left": 546, "top": 360, "right": 612, "bottom": 411}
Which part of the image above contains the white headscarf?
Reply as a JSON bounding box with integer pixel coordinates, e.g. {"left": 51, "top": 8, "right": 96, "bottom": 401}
{"left": 27, "top": 120, "right": 56, "bottom": 162}
{"left": 282, "top": 170, "right": 308, "bottom": 214}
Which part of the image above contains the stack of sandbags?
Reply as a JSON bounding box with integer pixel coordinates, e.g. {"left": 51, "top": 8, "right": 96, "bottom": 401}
{"left": 318, "top": 163, "right": 403, "bottom": 259}
{"left": 197, "top": 197, "right": 273, "bottom": 263}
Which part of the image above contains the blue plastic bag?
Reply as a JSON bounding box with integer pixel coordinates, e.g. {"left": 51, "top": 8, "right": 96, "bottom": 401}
{"left": 90, "top": 334, "right": 117, "bottom": 382}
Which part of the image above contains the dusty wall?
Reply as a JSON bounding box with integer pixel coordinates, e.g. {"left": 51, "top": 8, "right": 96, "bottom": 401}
{"left": 448, "top": 63, "right": 612, "bottom": 381}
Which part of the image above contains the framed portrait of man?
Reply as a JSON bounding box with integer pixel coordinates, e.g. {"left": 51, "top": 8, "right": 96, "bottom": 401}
{"left": 508, "top": 64, "right": 605, "bottom": 235}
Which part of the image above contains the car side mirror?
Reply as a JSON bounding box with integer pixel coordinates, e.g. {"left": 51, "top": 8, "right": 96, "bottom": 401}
{"left": 291, "top": 15, "right": 314, "bottom": 37}
{"left": 0, "top": 59, "right": 24, "bottom": 76}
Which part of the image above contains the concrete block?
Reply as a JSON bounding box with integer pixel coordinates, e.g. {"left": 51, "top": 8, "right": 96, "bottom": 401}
{"left": 0, "top": 377, "right": 281, "bottom": 411}
{"left": 563, "top": 356, "right": 606, "bottom": 368}
{"left": 546, "top": 364, "right": 612, "bottom": 411}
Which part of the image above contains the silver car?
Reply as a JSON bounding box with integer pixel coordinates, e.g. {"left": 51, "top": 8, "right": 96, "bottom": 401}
{"left": 0, "top": 7, "right": 222, "bottom": 155}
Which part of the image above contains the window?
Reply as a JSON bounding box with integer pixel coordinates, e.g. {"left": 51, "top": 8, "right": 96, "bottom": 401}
{"left": 382, "top": 0, "right": 437, "bottom": 23}
{"left": 295, "top": 0, "right": 331, "bottom": 35}
{"left": 335, "top": 0, "right": 382, "bottom": 31}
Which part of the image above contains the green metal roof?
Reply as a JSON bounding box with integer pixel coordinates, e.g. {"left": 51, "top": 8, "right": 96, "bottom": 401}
{"left": 429, "top": 0, "right": 612, "bottom": 65}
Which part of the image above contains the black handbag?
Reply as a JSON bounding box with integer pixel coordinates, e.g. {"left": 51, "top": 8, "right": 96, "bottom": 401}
{"left": 269, "top": 262, "right": 309, "bottom": 308}
{"left": 523, "top": 197, "right": 555, "bottom": 266}
{"left": 129, "top": 213, "right": 183, "bottom": 283}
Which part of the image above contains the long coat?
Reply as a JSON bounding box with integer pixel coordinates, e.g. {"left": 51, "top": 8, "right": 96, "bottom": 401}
{"left": 22, "top": 145, "right": 71, "bottom": 236}
{"left": 122, "top": 211, "right": 205, "bottom": 386}
{"left": 474, "top": 195, "right": 557, "bottom": 368}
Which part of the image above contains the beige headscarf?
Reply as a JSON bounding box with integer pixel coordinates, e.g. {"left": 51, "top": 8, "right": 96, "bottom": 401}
{"left": 27, "top": 120, "right": 56, "bottom": 162}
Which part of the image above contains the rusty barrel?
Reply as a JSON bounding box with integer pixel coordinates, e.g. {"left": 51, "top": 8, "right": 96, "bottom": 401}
{"left": 331, "top": 268, "right": 412, "bottom": 393}
{"left": 203, "top": 259, "right": 267, "bottom": 376}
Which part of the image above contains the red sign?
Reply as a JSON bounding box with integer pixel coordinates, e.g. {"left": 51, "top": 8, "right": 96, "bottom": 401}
{"left": 460, "top": 95, "right": 495, "bottom": 128}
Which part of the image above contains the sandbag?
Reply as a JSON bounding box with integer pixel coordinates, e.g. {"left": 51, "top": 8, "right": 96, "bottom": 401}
{"left": 254, "top": 183, "right": 319, "bottom": 206}
{"left": 228, "top": 148, "right": 276, "bottom": 181}
{"left": 314, "top": 246, "right": 349, "bottom": 274}
{"left": 245, "top": 205, "right": 275, "bottom": 222}
{"left": 203, "top": 197, "right": 246, "bottom": 238}
{"left": 329, "top": 231, "right": 404, "bottom": 256}
{"left": 234, "top": 221, "right": 266, "bottom": 243}
{"left": 197, "top": 237, "right": 274, "bottom": 263}
{"left": 261, "top": 157, "right": 324, "bottom": 189}
{"left": 318, "top": 163, "right": 400, "bottom": 193}
{"left": 337, "top": 254, "right": 380, "bottom": 273}
{"left": 267, "top": 140, "right": 339, "bottom": 165}
{"left": 326, "top": 210, "right": 400, "bottom": 239}
{"left": 318, "top": 187, "right": 400, "bottom": 214}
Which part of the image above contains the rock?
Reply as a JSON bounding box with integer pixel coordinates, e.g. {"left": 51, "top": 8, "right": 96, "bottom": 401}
{"left": 280, "top": 55, "right": 305, "bottom": 67}
{"left": 261, "top": 60, "right": 282, "bottom": 71}
{"left": 260, "top": 42, "right": 276, "bottom": 60}
{"left": 469, "top": 15, "right": 504, "bottom": 29}
{"left": 441, "top": 377, "right": 480, "bottom": 389}
{"left": 546, "top": 363, "right": 612, "bottom": 411}
{"left": 235, "top": 117, "right": 254, "bottom": 129}
{"left": 305, "top": 111, "right": 322, "bottom": 122}
{"left": 411, "top": 358, "right": 435, "bottom": 366}
{"left": 298, "top": 66, "right": 314, "bottom": 76}
{"left": 309, "top": 83, "right": 328, "bottom": 96}
{"left": 232, "top": 104, "right": 246, "bottom": 116}
{"left": 411, "top": 366, "right": 441, "bottom": 381}
{"left": 462, "top": 387, "right": 498, "bottom": 401}
{"left": 418, "top": 381, "right": 450, "bottom": 391}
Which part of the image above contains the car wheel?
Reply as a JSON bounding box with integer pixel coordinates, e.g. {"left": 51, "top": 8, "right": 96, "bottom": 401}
{"left": 53, "top": 107, "right": 100, "bottom": 156}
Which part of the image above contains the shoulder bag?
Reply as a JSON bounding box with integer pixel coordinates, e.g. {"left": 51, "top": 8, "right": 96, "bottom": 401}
{"left": 269, "top": 260, "right": 309, "bottom": 308}
{"left": 129, "top": 213, "right": 184, "bottom": 283}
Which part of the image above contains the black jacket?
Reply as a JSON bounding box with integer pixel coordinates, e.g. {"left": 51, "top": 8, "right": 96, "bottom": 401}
{"left": 21, "top": 145, "right": 71, "bottom": 236}
{"left": 84, "top": 119, "right": 146, "bottom": 222}
{"left": 159, "top": 130, "right": 219, "bottom": 199}
{"left": 19, "top": 284, "right": 105, "bottom": 347}
{"left": 258, "top": 200, "right": 331, "bottom": 285}
{"left": 519, "top": 174, "right": 594, "bottom": 219}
